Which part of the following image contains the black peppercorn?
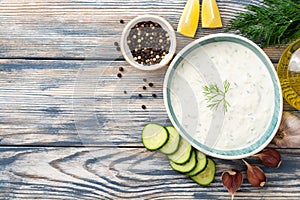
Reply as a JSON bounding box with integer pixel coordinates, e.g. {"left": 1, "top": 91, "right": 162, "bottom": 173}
{"left": 120, "top": 19, "right": 124, "bottom": 24}
{"left": 119, "top": 67, "right": 124, "bottom": 72}
{"left": 117, "top": 73, "right": 122, "bottom": 78}
{"left": 114, "top": 42, "right": 119, "bottom": 46}
{"left": 142, "top": 105, "right": 146, "bottom": 109}
{"left": 148, "top": 83, "right": 154, "bottom": 87}
{"left": 127, "top": 21, "right": 171, "bottom": 66}
{"left": 138, "top": 94, "right": 143, "bottom": 97}
{"left": 152, "top": 94, "right": 157, "bottom": 98}
{"left": 143, "top": 86, "right": 147, "bottom": 90}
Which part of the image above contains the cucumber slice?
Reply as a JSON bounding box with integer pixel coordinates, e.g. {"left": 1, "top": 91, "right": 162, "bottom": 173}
{"left": 142, "top": 123, "right": 169, "bottom": 151}
{"left": 190, "top": 158, "right": 216, "bottom": 186}
{"left": 186, "top": 150, "right": 207, "bottom": 176}
{"left": 160, "top": 126, "right": 181, "bottom": 155}
{"left": 168, "top": 137, "right": 192, "bottom": 164}
{"left": 170, "top": 150, "right": 197, "bottom": 173}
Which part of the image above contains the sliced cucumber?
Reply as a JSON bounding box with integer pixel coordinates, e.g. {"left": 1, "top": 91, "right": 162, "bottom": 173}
{"left": 190, "top": 158, "right": 216, "bottom": 186}
{"left": 160, "top": 126, "right": 181, "bottom": 155}
{"left": 186, "top": 150, "right": 207, "bottom": 176}
{"left": 170, "top": 150, "right": 197, "bottom": 173}
{"left": 142, "top": 123, "right": 169, "bottom": 151}
{"left": 168, "top": 137, "right": 192, "bottom": 164}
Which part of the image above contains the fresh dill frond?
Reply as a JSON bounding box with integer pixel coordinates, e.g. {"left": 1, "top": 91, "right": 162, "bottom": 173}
{"left": 226, "top": 0, "right": 300, "bottom": 47}
{"left": 203, "top": 80, "right": 231, "bottom": 113}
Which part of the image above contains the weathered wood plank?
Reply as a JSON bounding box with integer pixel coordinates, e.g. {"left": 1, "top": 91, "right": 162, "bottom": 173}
{"left": 0, "top": 0, "right": 285, "bottom": 61}
{"left": 0, "top": 59, "right": 170, "bottom": 146}
{"left": 0, "top": 59, "right": 298, "bottom": 146}
{"left": 0, "top": 147, "right": 299, "bottom": 199}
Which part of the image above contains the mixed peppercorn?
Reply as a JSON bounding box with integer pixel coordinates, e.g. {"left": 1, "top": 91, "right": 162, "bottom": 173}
{"left": 127, "top": 21, "right": 171, "bottom": 66}
{"left": 114, "top": 19, "right": 160, "bottom": 110}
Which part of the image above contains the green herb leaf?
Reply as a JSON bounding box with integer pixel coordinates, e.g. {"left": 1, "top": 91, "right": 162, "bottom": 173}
{"left": 202, "top": 80, "right": 231, "bottom": 113}
{"left": 226, "top": 0, "right": 300, "bottom": 47}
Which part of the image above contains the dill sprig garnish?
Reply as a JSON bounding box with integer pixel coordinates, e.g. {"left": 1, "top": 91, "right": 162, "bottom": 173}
{"left": 203, "top": 80, "right": 231, "bottom": 113}
{"left": 226, "top": 0, "right": 300, "bottom": 47}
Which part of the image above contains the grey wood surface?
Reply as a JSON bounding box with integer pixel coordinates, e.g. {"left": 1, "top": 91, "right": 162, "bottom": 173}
{"left": 0, "top": 0, "right": 284, "bottom": 61}
{"left": 0, "top": 0, "right": 299, "bottom": 199}
{"left": 0, "top": 147, "right": 299, "bottom": 199}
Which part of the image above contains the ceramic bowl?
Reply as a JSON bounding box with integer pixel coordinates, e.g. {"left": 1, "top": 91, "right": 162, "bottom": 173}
{"left": 163, "top": 33, "right": 283, "bottom": 159}
{"left": 120, "top": 15, "right": 176, "bottom": 71}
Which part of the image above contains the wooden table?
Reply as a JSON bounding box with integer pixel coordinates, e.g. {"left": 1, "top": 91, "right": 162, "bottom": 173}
{"left": 0, "top": 0, "right": 299, "bottom": 199}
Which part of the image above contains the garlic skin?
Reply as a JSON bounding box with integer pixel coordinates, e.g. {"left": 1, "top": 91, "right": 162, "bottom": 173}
{"left": 222, "top": 170, "right": 243, "bottom": 199}
{"left": 255, "top": 148, "right": 282, "bottom": 168}
{"left": 243, "top": 160, "right": 266, "bottom": 187}
{"left": 273, "top": 112, "right": 300, "bottom": 148}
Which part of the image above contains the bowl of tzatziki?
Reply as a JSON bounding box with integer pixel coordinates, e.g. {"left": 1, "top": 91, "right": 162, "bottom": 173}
{"left": 163, "top": 33, "right": 283, "bottom": 160}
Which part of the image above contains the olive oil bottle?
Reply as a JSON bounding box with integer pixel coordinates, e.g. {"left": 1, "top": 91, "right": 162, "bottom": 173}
{"left": 277, "top": 39, "right": 300, "bottom": 110}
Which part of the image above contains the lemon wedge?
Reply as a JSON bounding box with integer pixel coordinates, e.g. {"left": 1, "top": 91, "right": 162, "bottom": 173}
{"left": 177, "top": 0, "right": 200, "bottom": 38}
{"left": 201, "top": 0, "right": 222, "bottom": 28}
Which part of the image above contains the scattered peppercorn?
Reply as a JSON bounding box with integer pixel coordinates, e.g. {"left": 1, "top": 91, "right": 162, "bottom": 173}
{"left": 152, "top": 94, "right": 157, "bottom": 98}
{"left": 119, "top": 67, "right": 124, "bottom": 72}
{"left": 142, "top": 105, "right": 147, "bottom": 110}
{"left": 116, "top": 46, "right": 121, "bottom": 51}
{"left": 148, "top": 82, "right": 154, "bottom": 87}
{"left": 143, "top": 86, "right": 147, "bottom": 90}
{"left": 120, "top": 19, "right": 125, "bottom": 24}
{"left": 143, "top": 78, "right": 147, "bottom": 82}
{"left": 123, "top": 90, "right": 127, "bottom": 94}
{"left": 138, "top": 94, "right": 143, "bottom": 98}
{"left": 114, "top": 42, "right": 119, "bottom": 46}
{"left": 127, "top": 21, "right": 170, "bottom": 66}
{"left": 117, "top": 73, "right": 122, "bottom": 78}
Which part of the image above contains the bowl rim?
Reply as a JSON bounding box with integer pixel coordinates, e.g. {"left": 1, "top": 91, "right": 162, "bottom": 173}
{"left": 163, "top": 33, "right": 283, "bottom": 160}
{"left": 120, "top": 15, "right": 176, "bottom": 71}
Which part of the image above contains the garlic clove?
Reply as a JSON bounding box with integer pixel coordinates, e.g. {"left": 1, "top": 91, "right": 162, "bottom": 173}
{"left": 243, "top": 159, "right": 266, "bottom": 187}
{"left": 255, "top": 148, "right": 282, "bottom": 168}
{"left": 222, "top": 170, "right": 243, "bottom": 199}
{"left": 273, "top": 111, "right": 300, "bottom": 148}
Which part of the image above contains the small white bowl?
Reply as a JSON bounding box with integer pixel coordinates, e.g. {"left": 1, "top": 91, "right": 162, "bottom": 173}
{"left": 120, "top": 15, "right": 176, "bottom": 71}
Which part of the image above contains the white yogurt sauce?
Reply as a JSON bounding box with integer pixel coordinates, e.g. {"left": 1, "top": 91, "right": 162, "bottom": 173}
{"left": 170, "top": 41, "right": 275, "bottom": 150}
